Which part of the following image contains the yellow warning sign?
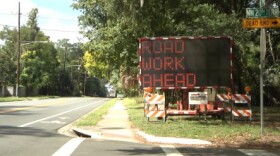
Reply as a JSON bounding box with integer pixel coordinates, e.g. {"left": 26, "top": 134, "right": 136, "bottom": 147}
{"left": 242, "top": 18, "right": 280, "bottom": 28}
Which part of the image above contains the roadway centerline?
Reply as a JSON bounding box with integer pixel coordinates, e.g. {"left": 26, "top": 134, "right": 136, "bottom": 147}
{"left": 18, "top": 99, "right": 105, "bottom": 127}
{"left": 52, "top": 138, "right": 85, "bottom": 156}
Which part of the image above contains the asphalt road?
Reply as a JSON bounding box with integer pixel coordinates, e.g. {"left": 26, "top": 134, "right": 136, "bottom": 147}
{"left": 0, "top": 97, "right": 279, "bottom": 156}
{"left": 0, "top": 97, "right": 164, "bottom": 156}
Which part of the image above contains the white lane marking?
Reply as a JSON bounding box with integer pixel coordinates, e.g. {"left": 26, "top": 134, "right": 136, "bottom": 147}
{"left": 18, "top": 99, "right": 105, "bottom": 127}
{"left": 40, "top": 120, "right": 66, "bottom": 124}
{"left": 160, "top": 145, "right": 183, "bottom": 156}
{"left": 52, "top": 138, "right": 85, "bottom": 156}
{"left": 58, "top": 117, "right": 70, "bottom": 120}
{"left": 238, "top": 149, "right": 278, "bottom": 156}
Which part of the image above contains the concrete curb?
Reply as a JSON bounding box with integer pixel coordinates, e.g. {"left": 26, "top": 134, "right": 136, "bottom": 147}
{"left": 136, "top": 130, "right": 212, "bottom": 145}
{"left": 72, "top": 127, "right": 139, "bottom": 143}
{"left": 72, "top": 127, "right": 211, "bottom": 145}
{"left": 63, "top": 100, "right": 212, "bottom": 146}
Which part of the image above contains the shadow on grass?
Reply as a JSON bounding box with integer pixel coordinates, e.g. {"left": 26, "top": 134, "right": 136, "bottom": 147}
{"left": 128, "top": 106, "right": 143, "bottom": 110}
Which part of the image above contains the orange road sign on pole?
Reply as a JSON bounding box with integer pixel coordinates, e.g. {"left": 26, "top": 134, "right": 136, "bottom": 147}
{"left": 242, "top": 18, "right": 280, "bottom": 28}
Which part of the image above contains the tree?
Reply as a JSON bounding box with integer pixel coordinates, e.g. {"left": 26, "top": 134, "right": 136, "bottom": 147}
{"left": 0, "top": 47, "right": 15, "bottom": 84}
{"left": 26, "top": 8, "right": 40, "bottom": 41}
{"left": 0, "top": 7, "right": 89, "bottom": 96}
{"left": 72, "top": 0, "right": 280, "bottom": 104}
{"left": 7, "top": 8, "right": 60, "bottom": 96}
{"left": 73, "top": 0, "right": 245, "bottom": 95}
{"left": 83, "top": 51, "right": 109, "bottom": 78}
{"left": 0, "top": 8, "right": 59, "bottom": 95}
{"left": 85, "top": 77, "right": 107, "bottom": 97}
{"left": 0, "top": 27, "right": 18, "bottom": 85}
{"left": 20, "top": 42, "right": 58, "bottom": 88}
{"left": 55, "top": 39, "right": 85, "bottom": 96}
{"left": 20, "top": 9, "right": 58, "bottom": 94}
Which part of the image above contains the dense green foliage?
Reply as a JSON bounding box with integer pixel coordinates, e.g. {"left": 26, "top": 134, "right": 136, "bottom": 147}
{"left": 72, "top": 0, "right": 280, "bottom": 105}
{"left": 1, "top": 1, "right": 279, "bottom": 105}
{"left": 0, "top": 8, "right": 106, "bottom": 97}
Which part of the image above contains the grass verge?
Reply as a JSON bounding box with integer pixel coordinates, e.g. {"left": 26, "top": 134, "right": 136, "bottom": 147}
{"left": 0, "top": 97, "right": 27, "bottom": 102}
{"left": 75, "top": 98, "right": 118, "bottom": 126}
{"left": 0, "top": 96, "right": 58, "bottom": 102}
{"left": 123, "top": 97, "right": 280, "bottom": 146}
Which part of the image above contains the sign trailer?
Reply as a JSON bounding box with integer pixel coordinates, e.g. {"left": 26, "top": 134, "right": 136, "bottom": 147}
{"left": 138, "top": 36, "right": 233, "bottom": 89}
{"left": 139, "top": 36, "right": 233, "bottom": 121}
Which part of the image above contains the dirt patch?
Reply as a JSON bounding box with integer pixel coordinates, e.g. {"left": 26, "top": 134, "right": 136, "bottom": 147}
{"left": 211, "top": 118, "right": 280, "bottom": 149}
{"left": 210, "top": 135, "right": 280, "bottom": 149}
{"left": 131, "top": 121, "right": 280, "bottom": 149}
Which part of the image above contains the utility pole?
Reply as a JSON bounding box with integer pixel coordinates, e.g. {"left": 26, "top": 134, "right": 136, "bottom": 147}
{"left": 84, "top": 71, "right": 86, "bottom": 96}
{"left": 260, "top": 29, "right": 265, "bottom": 136}
{"left": 64, "top": 46, "right": 67, "bottom": 72}
{"left": 243, "top": 0, "right": 277, "bottom": 137}
{"left": 16, "top": 2, "right": 21, "bottom": 97}
{"left": 259, "top": 0, "right": 267, "bottom": 136}
{"left": 61, "top": 45, "right": 67, "bottom": 96}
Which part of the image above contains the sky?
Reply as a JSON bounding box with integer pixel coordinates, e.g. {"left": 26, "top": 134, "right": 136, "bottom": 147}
{"left": 0, "top": 0, "right": 83, "bottom": 43}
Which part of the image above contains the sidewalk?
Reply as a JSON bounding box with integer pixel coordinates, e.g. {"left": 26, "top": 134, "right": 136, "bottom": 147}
{"left": 72, "top": 100, "right": 211, "bottom": 145}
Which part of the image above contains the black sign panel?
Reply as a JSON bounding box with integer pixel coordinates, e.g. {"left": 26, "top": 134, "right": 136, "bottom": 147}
{"left": 139, "top": 37, "right": 231, "bottom": 88}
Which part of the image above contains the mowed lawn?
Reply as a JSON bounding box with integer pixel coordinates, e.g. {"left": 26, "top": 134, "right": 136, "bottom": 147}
{"left": 68, "top": 96, "right": 280, "bottom": 147}
{"left": 123, "top": 97, "right": 280, "bottom": 146}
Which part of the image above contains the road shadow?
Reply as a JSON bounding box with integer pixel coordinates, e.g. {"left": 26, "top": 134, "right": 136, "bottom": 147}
{"left": 0, "top": 105, "right": 35, "bottom": 116}
{"left": 0, "top": 125, "right": 61, "bottom": 138}
{"left": 115, "top": 147, "right": 164, "bottom": 155}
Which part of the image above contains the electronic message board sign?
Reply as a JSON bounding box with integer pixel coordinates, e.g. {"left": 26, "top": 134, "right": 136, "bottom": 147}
{"left": 138, "top": 36, "right": 232, "bottom": 89}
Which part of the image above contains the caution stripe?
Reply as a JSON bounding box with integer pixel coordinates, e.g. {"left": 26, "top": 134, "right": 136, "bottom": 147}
{"left": 147, "top": 110, "right": 166, "bottom": 117}
{"left": 217, "top": 94, "right": 229, "bottom": 101}
{"left": 241, "top": 94, "right": 251, "bottom": 103}
{"left": 166, "top": 110, "right": 197, "bottom": 115}
{"left": 147, "top": 94, "right": 165, "bottom": 103}
{"left": 243, "top": 110, "right": 252, "bottom": 116}
{"left": 216, "top": 94, "right": 251, "bottom": 103}
{"left": 224, "top": 107, "right": 232, "bottom": 112}
{"left": 232, "top": 110, "right": 243, "bottom": 117}
{"left": 232, "top": 110, "right": 252, "bottom": 117}
{"left": 232, "top": 94, "right": 241, "bottom": 101}
{"left": 147, "top": 94, "right": 157, "bottom": 102}
{"left": 149, "top": 106, "right": 158, "bottom": 111}
{"left": 144, "top": 105, "right": 158, "bottom": 114}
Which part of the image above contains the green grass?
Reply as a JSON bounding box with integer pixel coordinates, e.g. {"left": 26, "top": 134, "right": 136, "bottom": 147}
{"left": 252, "top": 106, "right": 280, "bottom": 114}
{"left": 123, "top": 97, "right": 280, "bottom": 141}
{"left": 0, "top": 96, "right": 58, "bottom": 102}
{"left": 0, "top": 97, "right": 33, "bottom": 102}
{"left": 75, "top": 98, "right": 118, "bottom": 126}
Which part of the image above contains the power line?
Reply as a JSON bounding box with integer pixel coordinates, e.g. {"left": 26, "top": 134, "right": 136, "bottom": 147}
{"left": 0, "top": 11, "right": 78, "bottom": 21}
{"left": 0, "top": 12, "right": 17, "bottom": 15}
{"left": 0, "top": 23, "right": 80, "bottom": 33}
{"left": 0, "top": 10, "right": 81, "bottom": 33}
{"left": 41, "top": 28, "right": 79, "bottom": 33}
{"left": 0, "top": 24, "right": 15, "bottom": 28}
{"left": 38, "top": 15, "right": 78, "bottom": 21}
